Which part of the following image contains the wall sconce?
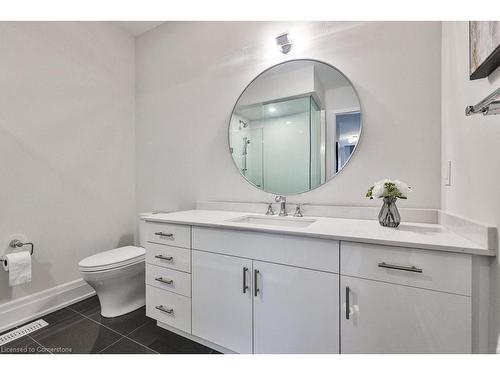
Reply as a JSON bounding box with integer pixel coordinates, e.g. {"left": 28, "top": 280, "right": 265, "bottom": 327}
{"left": 276, "top": 32, "right": 293, "bottom": 54}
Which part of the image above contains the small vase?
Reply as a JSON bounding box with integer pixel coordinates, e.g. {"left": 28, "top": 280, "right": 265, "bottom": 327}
{"left": 378, "top": 197, "right": 401, "bottom": 227}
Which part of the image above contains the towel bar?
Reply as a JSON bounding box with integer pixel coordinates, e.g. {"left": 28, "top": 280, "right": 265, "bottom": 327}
{"left": 466, "top": 86, "right": 500, "bottom": 116}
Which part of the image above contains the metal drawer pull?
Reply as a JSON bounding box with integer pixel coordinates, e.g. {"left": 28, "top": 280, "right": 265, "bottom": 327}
{"left": 154, "top": 232, "right": 174, "bottom": 238}
{"left": 155, "top": 277, "right": 174, "bottom": 285}
{"left": 378, "top": 262, "right": 422, "bottom": 273}
{"left": 254, "top": 269, "right": 260, "bottom": 297}
{"left": 345, "top": 286, "right": 350, "bottom": 320}
{"left": 155, "top": 305, "right": 174, "bottom": 314}
{"left": 242, "top": 267, "right": 249, "bottom": 294}
{"left": 155, "top": 254, "right": 174, "bottom": 261}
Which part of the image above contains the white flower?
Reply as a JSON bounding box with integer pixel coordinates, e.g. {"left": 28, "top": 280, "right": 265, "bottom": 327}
{"left": 366, "top": 178, "right": 412, "bottom": 199}
{"left": 394, "top": 180, "right": 411, "bottom": 198}
{"left": 371, "top": 180, "right": 387, "bottom": 198}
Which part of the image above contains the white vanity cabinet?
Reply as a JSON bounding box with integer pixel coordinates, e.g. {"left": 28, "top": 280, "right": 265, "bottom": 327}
{"left": 340, "top": 276, "right": 471, "bottom": 353}
{"left": 140, "top": 220, "right": 193, "bottom": 334}
{"left": 191, "top": 226, "right": 340, "bottom": 354}
{"left": 192, "top": 250, "right": 253, "bottom": 353}
{"left": 140, "top": 216, "right": 483, "bottom": 354}
{"left": 252, "top": 260, "right": 339, "bottom": 354}
{"left": 340, "top": 242, "right": 472, "bottom": 354}
{"left": 191, "top": 250, "right": 339, "bottom": 354}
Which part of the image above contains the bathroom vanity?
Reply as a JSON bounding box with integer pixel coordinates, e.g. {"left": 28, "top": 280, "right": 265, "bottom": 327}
{"left": 137, "top": 59, "right": 495, "bottom": 354}
{"left": 139, "top": 209, "right": 495, "bottom": 354}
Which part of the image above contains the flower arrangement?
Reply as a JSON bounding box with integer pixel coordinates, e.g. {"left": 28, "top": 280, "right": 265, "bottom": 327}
{"left": 366, "top": 179, "right": 411, "bottom": 200}
{"left": 366, "top": 179, "right": 411, "bottom": 228}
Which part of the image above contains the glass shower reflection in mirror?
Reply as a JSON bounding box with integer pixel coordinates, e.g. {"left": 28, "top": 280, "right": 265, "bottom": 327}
{"left": 229, "top": 59, "right": 361, "bottom": 195}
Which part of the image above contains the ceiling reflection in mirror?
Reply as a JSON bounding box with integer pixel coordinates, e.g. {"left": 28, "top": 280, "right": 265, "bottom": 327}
{"left": 229, "top": 59, "right": 361, "bottom": 195}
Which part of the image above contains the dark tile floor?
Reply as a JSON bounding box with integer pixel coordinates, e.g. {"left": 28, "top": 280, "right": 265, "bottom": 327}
{"left": 0, "top": 296, "right": 218, "bottom": 354}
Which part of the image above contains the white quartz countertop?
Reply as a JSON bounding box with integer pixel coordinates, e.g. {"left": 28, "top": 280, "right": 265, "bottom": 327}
{"left": 141, "top": 210, "right": 495, "bottom": 256}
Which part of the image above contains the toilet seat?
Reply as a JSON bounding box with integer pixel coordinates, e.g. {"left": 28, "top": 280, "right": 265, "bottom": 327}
{"left": 79, "top": 246, "right": 145, "bottom": 273}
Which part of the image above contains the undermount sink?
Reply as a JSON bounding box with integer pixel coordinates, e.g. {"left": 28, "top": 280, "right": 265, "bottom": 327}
{"left": 228, "top": 215, "right": 316, "bottom": 228}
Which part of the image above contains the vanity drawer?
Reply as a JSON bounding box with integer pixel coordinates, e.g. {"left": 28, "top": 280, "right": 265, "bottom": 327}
{"left": 142, "top": 220, "right": 191, "bottom": 249}
{"left": 146, "top": 285, "right": 191, "bottom": 333}
{"left": 192, "top": 227, "right": 339, "bottom": 273}
{"left": 341, "top": 242, "right": 472, "bottom": 296}
{"left": 146, "top": 263, "right": 191, "bottom": 297}
{"left": 145, "top": 242, "right": 191, "bottom": 273}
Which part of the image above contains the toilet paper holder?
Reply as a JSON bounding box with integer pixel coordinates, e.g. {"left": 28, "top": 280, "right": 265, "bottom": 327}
{"left": 1, "top": 239, "right": 34, "bottom": 268}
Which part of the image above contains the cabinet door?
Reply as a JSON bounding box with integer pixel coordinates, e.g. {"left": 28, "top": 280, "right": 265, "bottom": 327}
{"left": 253, "top": 261, "right": 339, "bottom": 353}
{"left": 341, "top": 276, "right": 471, "bottom": 353}
{"left": 192, "top": 250, "right": 253, "bottom": 353}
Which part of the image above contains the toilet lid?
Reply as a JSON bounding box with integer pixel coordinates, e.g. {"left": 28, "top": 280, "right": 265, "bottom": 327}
{"left": 79, "top": 246, "right": 145, "bottom": 272}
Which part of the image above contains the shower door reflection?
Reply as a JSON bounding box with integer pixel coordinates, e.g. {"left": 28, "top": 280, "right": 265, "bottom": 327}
{"left": 230, "top": 96, "right": 322, "bottom": 194}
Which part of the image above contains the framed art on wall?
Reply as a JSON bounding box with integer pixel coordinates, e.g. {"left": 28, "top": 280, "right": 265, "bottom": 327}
{"left": 469, "top": 21, "right": 500, "bottom": 80}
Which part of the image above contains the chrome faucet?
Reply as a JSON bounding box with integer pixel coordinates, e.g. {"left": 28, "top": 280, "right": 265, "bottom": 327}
{"left": 293, "top": 204, "right": 303, "bottom": 217}
{"left": 265, "top": 203, "right": 275, "bottom": 216}
{"left": 275, "top": 195, "right": 288, "bottom": 216}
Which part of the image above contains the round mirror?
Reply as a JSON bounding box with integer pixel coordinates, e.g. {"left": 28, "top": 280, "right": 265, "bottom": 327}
{"left": 229, "top": 59, "right": 362, "bottom": 195}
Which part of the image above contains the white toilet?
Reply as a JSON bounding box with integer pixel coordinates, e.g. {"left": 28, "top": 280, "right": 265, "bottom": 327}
{"left": 79, "top": 246, "right": 146, "bottom": 318}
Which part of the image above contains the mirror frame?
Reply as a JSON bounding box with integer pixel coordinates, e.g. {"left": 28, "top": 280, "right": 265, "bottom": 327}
{"left": 227, "top": 58, "right": 363, "bottom": 195}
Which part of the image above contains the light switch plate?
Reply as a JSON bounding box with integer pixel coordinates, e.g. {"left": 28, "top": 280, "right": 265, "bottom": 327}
{"left": 444, "top": 160, "right": 452, "bottom": 186}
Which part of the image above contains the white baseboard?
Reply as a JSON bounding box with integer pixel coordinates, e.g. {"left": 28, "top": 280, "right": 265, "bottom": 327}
{"left": 0, "top": 278, "right": 95, "bottom": 333}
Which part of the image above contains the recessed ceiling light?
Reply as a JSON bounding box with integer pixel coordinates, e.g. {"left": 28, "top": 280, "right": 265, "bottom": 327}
{"left": 286, "top": 121, "right": 292, "bottom": 125}
{"left": 268, "top": 107, "right": 276, "bottom": 113}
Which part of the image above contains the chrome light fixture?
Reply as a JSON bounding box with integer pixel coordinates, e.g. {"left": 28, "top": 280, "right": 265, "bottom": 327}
{"left": 276, "top": 32, "right": 293, "bottom": 54}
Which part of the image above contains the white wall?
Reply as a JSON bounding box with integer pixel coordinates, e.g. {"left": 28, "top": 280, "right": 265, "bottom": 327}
{"left": 441, "top": 21, "right": 500, "bottom": 352}
{"left": 136, "top": 21, "right": 442, "bottom": 212}
{"left": 0, "top": 22, "right": 136, "bottom": 304}
{"left": 237, "top": 64, "right": 316, "bottom": 107}
{"left": 325, "top": 86, "right": 359, "bottom": 111}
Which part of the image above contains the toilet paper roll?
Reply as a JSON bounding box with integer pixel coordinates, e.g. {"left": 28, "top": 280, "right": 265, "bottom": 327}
{"left": 3, "top": 251, "right": 32, "bottom": 286}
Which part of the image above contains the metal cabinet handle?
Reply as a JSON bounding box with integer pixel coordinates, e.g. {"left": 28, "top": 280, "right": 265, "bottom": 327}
{"left": 155, "top": 277, "right": 174, "bottom": 285}
{"left": 242, "top": 267, "right": 249, "bottom": 294}
{"left": 155, "top": 254, "right": 174, "bottom": 261}
{"left": 154, "top": 232, "right": 174, "bottom": 238}
{"left": 155, "top": 305, "right": 174, "bottom": 314}
{"left": 254, "top": 269, "right": 260, "bottom": 297}
{"left": 345, "top": 286, "right": 350, "bottom": 320}
{"left": 378, "top": 262, "right": 422, "bottom": 273}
